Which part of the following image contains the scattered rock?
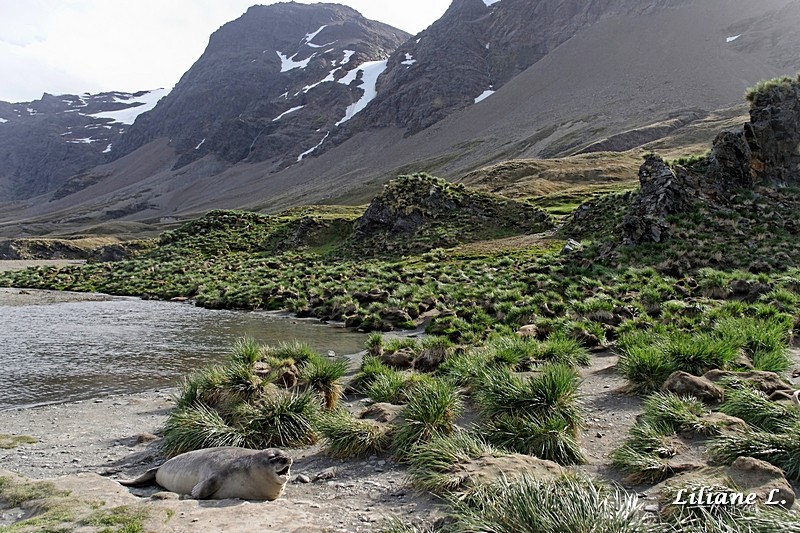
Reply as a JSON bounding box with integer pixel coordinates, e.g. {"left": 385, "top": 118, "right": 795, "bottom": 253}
{"left": 380, "top": 347, "right": 416, "bottom": 369}
{"left": 560, "top": 239, "right": 583, "bottom": 255}
{"left": 315, "top": 467, "right": 338, "bottom": 481}
{"left": 295, "top": 474, "right": 312, "bottom": 484}
{"left": 451, "top": 454, "right": 564, "bottom": 492}
{"left": 517, "top": 324, "right": 538, "bottom": 338}
{"left": 651, "top": 458, "right": 795, "bottom": 510}
{"left": 360, "top": 403, "right": 404, "bottom": 424}
{"left": 702, "top": 370, "right": 793, "bottom": 395}
{"left": 728, "top": 457, "right": 795, "bottom": 509}
{"left": 702, "top": 412, "right": 747, "bottom": 433}
{"left": 660, "top": 371, "right": 723, "bottom": 403}
{"left": 135, "top": 432, "right": 159, "bottom": 444}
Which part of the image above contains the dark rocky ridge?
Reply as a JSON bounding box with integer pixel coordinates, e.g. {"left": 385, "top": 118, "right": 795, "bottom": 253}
{"left": 114, "top": 2, "right": 409, "bottom": 170}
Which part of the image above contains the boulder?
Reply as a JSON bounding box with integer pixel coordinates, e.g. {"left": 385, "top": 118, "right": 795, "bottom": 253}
{"left": 702, "top": 370, "right": 792, "bottom": 396}
{"left": 360, "top": 402, "right": 404, "bottom": 424}
{"left": 728, "top": 456, "right": 795, "bottom": 509}
{"left": 380, "top": 347, "right": 416, "bottom": 369}
{"left": 650, "top": 458, "right": 795, "bottom": 511}
{"left": 449, "top": 454, "right": 564, "bottom": 492}
{"left": 517, "top": 324, "right": 538, "bottom": 338}
{"left": 660, "top": 371, "right": 724, "bottom": 403}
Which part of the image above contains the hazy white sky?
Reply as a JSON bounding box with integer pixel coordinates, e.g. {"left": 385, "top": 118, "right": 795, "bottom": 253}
{"left": 0, "top": 0, "right": 451, "bottom": 103}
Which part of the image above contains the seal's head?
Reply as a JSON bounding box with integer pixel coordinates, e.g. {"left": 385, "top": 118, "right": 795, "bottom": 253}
{"left": 254, "top": 448, "right": 293, "bottom": 498}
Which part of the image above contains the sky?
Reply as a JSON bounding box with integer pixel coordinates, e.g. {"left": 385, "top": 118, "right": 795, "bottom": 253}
{"left": 0, "top": 0, "right": 451, "bottom": 103}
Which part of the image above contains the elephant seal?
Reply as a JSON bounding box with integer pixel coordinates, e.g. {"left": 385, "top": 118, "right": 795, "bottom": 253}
{"left": 119, "top": 447, "right": 292, "bottom": 500}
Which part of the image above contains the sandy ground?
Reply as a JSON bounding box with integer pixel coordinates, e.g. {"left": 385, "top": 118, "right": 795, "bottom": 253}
{"left": 0, "top": 351, "right": 645, "bottom": 532}
{"left": 0, "top": 389, "right": 443, "bottom": 532}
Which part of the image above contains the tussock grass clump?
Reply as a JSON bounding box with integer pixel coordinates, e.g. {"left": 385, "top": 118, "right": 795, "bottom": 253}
{"left": 483, "top": 412, "right": 586, "bottom": 465}
{"left": 318, "top": 409, "right": 391, "bottom": 459}
{"left": 474, "top": 364, "right": 584, "bottom": 433}
{"left": 407, "top": 432, "right": 501, "bottom": 494}
{"left": 618, "top": 330, "right": 739, "bottom": 394}
{"left": 473, "top": 364, "right": 586, "bottom": 464}
{"left": 173, "top": 364, "right": 259, "bottom": 411}
{"left": 533, "top": 331, "right": 591, "bottom": 368}
{"left": 611, "top": 421, "right": 680, "bottom": 484}
{"left": 617, "top": 332, "right": 676, "bottom": 394}
{"left": 745, "top": 74, "right": 800, "bottom": 103}
{"left": 642, "top": 392, "right": 708, "bottom": 434}
{"left": 229, "top": 336, "right": 262, "bottom": 366}
{"left": 710, "top": 426, "right": 800, "bottom": 481}
{"left": 714, "top": 316, "right": 791, "bottom": 373}
{"left": 659, "top": 332, "right": 738, "bottom": 377}
{"left": 162, "top": 402, "right": 247, "bottom": 456}
{"left": 267, "top": 340, "right": 320, "bottom": 366}
{"left": 719, "top": 387, "right": 798, "bottom": 432}
{"left": 350, "top": 355, "right": 397, "bottom": 393}
{"left": 298, "top": 357, "right": 348, "bottom": 409}
{"left": 392, "top": 378, "right": 463, "bottom": 461}
{"left": 612, "top": 393, "right": 713, "bottom": 483}
{"left": 365, "top": 371, "right": 410, "bottom": 404}
{"left": 437, "top": 348, "right": 489, "bottom": 386}
{"left": 239, "top": 391, "right": 321, "bottom": 448}
{"left": 447, "top": 473, "right": 652, "bottom": 533}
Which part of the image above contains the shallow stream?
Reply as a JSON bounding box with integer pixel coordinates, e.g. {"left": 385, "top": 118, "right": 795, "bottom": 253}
{"left": 0, "top": 295, "right": 367, "bottom": 409}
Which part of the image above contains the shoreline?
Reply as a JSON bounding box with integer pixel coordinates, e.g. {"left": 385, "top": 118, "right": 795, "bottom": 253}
{"left": 0, "top": 387, "right": 175, "bottom": 480}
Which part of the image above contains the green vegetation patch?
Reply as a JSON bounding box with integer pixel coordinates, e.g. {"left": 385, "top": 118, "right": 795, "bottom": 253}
{"left": 0, "top": 435, "right": 37, "bottom": 450}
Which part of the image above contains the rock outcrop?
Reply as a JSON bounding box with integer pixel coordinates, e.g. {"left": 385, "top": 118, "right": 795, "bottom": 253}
{"left": 352, "top": 174, "right": 553, "bottom": 255}
{"left": 621, "top": 75, "right": 800, "bottom": 246}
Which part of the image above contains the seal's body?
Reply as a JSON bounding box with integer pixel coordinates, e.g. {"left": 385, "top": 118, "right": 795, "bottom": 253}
{"left": 120, "top": 447, "right": 292, "bottom": 500}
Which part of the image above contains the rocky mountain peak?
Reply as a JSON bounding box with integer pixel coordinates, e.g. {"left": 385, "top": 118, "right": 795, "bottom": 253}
{"left": 114, "top": 2, "right": 409, "bottom": 169}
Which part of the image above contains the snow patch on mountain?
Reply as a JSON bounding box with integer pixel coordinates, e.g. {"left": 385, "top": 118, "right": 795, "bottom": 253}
{"left": 303, "top": 25, "right": 328, "bottom": 45}
{"left": 195, "top": 138, "right": 206, "bottom": 150}
{"left": 335, "top": 60, "right": 388, "bottom": 126}
{"left": 483, "top": 0, "right": 501, "bottom": 6}
{"left": 88, "top": 88, "right": 169, "bottom": 125}
{"left": 402, "top": 53, "right": 416, "bottom": 66}
{"left": 103, "top": 143, "right": 113, "bottom": 153}
{"left": 272, "top": 105, "right": 305, "bottom": 121}
{"left": 0, "top": 118, "right": 7, "bottom": 124}
{"left": 474, "top": 89, "right": 495, "bottom": 103}
{"left": 67, "top": 137, "right": 97, "bottom": 144}
{"left": 277, "top": 51, "right": 313, "bottom": 72}
{"left": 341, "top": 50, "right": 356, "bottom": 66}
{"left": 298, "top": 131, "right": 330, "bottom": 161}
{"left": 726, "top": 34, "right": 742, "bottom": 43}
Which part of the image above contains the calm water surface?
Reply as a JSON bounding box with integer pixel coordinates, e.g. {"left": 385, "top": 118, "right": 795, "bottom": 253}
{"left": 0, "top": 297, "right": 367, "bottom": 409}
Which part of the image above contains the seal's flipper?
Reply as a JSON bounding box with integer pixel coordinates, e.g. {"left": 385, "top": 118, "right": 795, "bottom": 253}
{"left": 191, "top": 475, "right": 223, "bottom": 499}
{"left": 118, "top": 467, "right": 159, "bottom": 486}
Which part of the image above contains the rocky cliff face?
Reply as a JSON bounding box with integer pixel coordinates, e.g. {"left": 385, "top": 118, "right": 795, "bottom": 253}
{"left": 114, "top": 3, "right": 408, "bottom": 169}
{"left": 0, "top": 90, "right": 166, "bottom": 201}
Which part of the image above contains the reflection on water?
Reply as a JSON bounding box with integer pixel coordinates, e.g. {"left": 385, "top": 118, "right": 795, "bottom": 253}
{"left": 0, "top": 297, "right": 367, "bottom": 410}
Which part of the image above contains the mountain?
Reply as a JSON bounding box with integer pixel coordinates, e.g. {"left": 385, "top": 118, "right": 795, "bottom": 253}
{"left": 114, "top": 2, "right": 409, "bottom": 169}
{"left": 2, "top": 0, "right": 800, "bottom": 237}
{"left": 0, "top": 89, "right": 166, "bottom": 201}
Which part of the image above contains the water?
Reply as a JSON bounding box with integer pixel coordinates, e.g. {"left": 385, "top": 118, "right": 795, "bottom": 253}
{"left": 0, "top": 297, "right": 368, "bottom": 410}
